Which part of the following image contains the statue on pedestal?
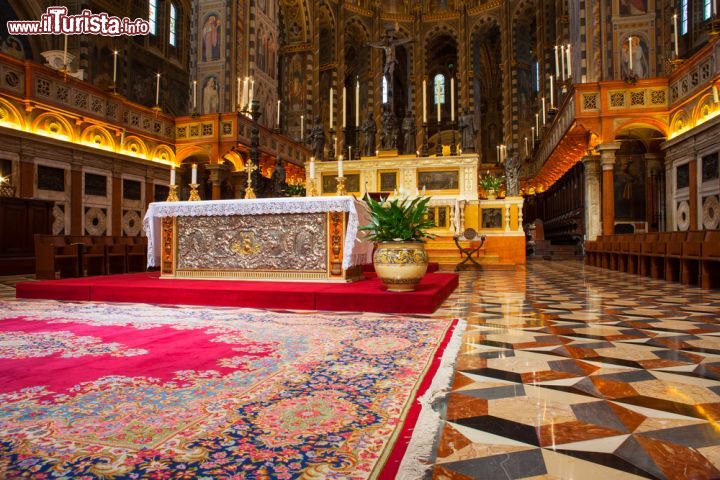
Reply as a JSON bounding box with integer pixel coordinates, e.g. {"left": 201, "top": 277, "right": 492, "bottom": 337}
{"left": 402, "top": 111, "right": 416, "bottom": 154}
{"left": 271, "top": 156, "right": 286, "bottom": 197}
{"left": 307, "top": 116, "right": 325, "bottom": 160}
{"left": 361, "top": 112, "right": 377, "bottom": 157}
{"left": 505, "top": 150, "right": 521, "bottom": 197}
{"left": 380, "top": 104, "right": 398, "bottom": 150}
{"left": 458, "top": 107, "right": 476, "bottom": 152}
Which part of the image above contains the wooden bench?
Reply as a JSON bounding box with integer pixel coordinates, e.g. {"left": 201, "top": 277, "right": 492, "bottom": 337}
{"left": 701, "top": 230, "right": 720, "bottom": 289}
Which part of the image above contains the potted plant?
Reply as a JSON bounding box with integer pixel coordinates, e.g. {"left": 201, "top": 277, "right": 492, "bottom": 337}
{"left": 361, "top": 194, "right": 436, "bottom": 292}
{"left": 479, "top": 173, "right": 505, "bottom": 200}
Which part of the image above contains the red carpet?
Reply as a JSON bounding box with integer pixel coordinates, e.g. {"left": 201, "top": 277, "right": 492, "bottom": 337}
{"left": 16, "top": 271, "right": 458, "bottom": 314}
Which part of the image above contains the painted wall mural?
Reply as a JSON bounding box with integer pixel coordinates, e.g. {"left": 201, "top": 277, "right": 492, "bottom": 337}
{"left": 201, "top": 13, "right": 221, "bottom": 62}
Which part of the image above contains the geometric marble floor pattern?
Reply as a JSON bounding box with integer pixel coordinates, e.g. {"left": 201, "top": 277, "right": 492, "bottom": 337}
{"left": 430, "top": 260, "right": 720, "bottom": 480}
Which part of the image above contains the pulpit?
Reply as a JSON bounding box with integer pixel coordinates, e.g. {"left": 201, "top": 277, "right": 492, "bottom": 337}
{"left": 143, "top": 197, "right": 372, "bottom": 282}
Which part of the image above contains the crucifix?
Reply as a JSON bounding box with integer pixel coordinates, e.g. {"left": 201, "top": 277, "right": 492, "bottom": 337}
{"left": 367, "top": 25, "right": 413, "bottom": 113}
{"left": 243, "top": 158, "right": 258, "bottom": 199}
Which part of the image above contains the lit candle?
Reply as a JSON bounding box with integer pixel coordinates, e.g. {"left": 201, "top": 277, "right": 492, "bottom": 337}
{"left": 560, "top": 46, "right": 566, "bottom": 81}
{"left": 525, "top": 136, "right": 529, "bottom": 157}
{"left": 277, "top": 99, "right": 281, "bottom": 126}
{"left": 566, "top": 44, "right": 572, "bottom": 79}
{"left": 300, "top": 114, "right": 304, "bottom": 140}
{"left": 531, "top": 126, "right": 536, "bottom": 141}
{"left": 193, "top": 80, "right": 197, "bottom": 109}
{"left": 249, "top": 79, "right": 254, "bottom": 108}
{"left": 355, "top": 78, "right": 360, "bottom": 127}
{"left": 450, "top": 77, "right": 455, "bottom": 122}
{"left": 155, "top": 73, "right": 160, "bottom": 106}
{"left": 554, "top": 45, "right": 560, "bottom": 77}
{"left": 338, "top": 154, "right": 344, "bottom": 177}
{"left": 191, "top": 163, "right": 197, "bottom": 184}
{"left": 63, "top": 35, "right": 68, "bottom": 70}
{"left": 170, "top": 165, "right": 176, "bottom": 186}
{"left": 348, "top": 145, "right": 352, "bottom": 160}
{"left": 112, "top": 50, "right": 118, "bottom": 83}
{"left": 541, "top": 97, "right": 546, "bottom": 125}
{"left": 673, "top": 14, "right": 679, "bottom": 57}
{"left": 436, "top": 84, "right": 441, "bottom": 123}
{"left": 342, "top": 86, "right": 346, "bottom": 129}
{"left": 329, "top": 87, "right": 334, "bottom": 128}
{"left": 549, "top": 75, "right": 555, "bottom": 108}
{"left": 309, "top": 156, "right": 315, "bottom": 177}
{"left": 496, "top": 145, "right": 500, "bottom": 163}
{"left": 242, "top": 77, "right": 248, "bottom": 109}
{"left": 535, "top": 113, "right": 540, "bottom": 133}
{"left": 422, "top": 79, "right": 427, "bottom": 123}
{"left": 628, "top": 37, "right": 633, "bottom": 71}
{"left": 236, "top": 77, "right": 243, "bottom": 110}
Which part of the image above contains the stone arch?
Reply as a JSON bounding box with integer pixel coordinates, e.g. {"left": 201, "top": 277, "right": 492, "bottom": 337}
{"left": 122, "top": 136, "right": 149, "bottom": 159}
{"left": 0, "top": 97, "right": 25, "bottom": 129}
{"left": 80, "top": 125, "right": 116, "bottom": 151}
{"left": 31, "top": 112, "right": 75, "bottom": 142}
{"left": 692, "top": 93, "right": 717, "bottom": 125}
{"left": 151, "top": 145, "right": 176, "bottom": 164}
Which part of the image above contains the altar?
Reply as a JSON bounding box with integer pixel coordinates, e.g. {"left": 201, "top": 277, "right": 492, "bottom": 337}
{"left": 143, "top": 197, "right": 372, "bottom": 282}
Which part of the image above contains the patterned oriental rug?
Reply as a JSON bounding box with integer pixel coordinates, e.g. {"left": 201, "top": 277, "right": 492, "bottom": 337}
{"left": 0, "top": 300, "right": 459, "bottom": 479}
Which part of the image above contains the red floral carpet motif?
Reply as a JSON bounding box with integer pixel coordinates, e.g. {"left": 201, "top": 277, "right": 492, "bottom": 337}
{"left": 0, "top": 300, "right": 455, "bottom": 479}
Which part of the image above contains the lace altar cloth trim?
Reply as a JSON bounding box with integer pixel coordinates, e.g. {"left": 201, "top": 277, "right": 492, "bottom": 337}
{"left": 143, "top": 197, "right": 372, "bottom": 270}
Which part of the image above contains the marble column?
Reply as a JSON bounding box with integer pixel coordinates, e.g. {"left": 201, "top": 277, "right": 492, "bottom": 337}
{"left": 665, "top": 158, "right": 674, "bottom": 231}
{"left": 582, "top": 155, "right": 602, "bottom": 241}
{"left": 206, "top": 163, "right": 228, "bottom": 200}
{"left": 689, "top": 158, "right": 698, "bottom": 230}
{"left": 644, "top": 153, "right": 664, "bottom": 231}
{"left": 598, "top": 143, "right": 620, "bottom": 236}
{"left": 70, "top": 168, "right": 82, "bottom": 235}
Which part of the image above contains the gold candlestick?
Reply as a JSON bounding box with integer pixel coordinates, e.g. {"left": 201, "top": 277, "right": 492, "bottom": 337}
{"left": 336, "top": 176, "right": 347, "bottom": 196}
{"left": 166, "top": 184, "right": 179, "bottom": 202}
{"left": 307, "top": 179, "right": 318, "bottom": 197}
{"left": 188, "top": 183, "right": 201, "bottom": 201}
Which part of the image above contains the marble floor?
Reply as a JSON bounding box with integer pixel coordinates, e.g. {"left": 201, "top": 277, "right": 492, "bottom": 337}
{"left": 3, "top": 262, "right": 720, "bottom": 479}
{"left": 430, "top": 261, "right": 720, "bottom": 479}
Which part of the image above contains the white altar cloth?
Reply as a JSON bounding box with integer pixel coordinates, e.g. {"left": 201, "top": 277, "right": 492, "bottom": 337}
{"left": 143, "top": 196, "right": 373, "bottom": 270}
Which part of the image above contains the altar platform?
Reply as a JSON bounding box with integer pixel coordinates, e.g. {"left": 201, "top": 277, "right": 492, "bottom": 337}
{"left": 15, "top": 270, "right": 458, "bottom": 314}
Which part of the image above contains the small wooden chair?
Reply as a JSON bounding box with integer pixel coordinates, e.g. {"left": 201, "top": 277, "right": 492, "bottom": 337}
{"left": 454, "top": 228, "right": 487, "bottom": 271}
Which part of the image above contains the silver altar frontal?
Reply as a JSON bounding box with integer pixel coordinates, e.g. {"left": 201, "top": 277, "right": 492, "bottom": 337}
{"left": 143, "top": 197, "right": 372, "bottom": 282}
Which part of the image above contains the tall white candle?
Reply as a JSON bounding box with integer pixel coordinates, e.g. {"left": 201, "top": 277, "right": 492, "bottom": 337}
{"left": 348, "top": 145, "right": 352, "bottom": 160}
{"left": 560, "top": 46, "right": 566, "bottom": 81}
{"left": 422, "top": 79, "right": 427, "bottom": 123}
{"left": 531, "top": 126, "right": 536, "bottom": 141}
{"left": 525, "top": 136, "right": 529, "bottom": 157}
{"left": 309, "top": 156, "right": 315, "bottom": 177}
{"left": 566, "top": 44, "right": 572, "bottom": 79}
{"left": 338, "top": 154, "right": 344, "bottom": 177}
{"left": 436, "top": 84, "right": 441, "bottom": 123}
{"left": 277, "top": 99, "right": 281, "bottom": 126}
{"left": 249, "top": 79, "right": 254, "bottom": 108}
{"left": 112, "top": 50, "right": 118, "bottom": 83}
{"left": 300, "top": 114, "right": 304, "bottom": 140}
{"left": 170, "top": 165, "right": 176, "bottom": 186}
{"left": 535, "top": 113, "right": 540, "bottom": 133}
{"left": 549, "top": 75, "right": 555, "bottom": 107}
{"left": 355, "top": 79, "right": 360, "bottom": 127}
{"left": 541, "top": 97, "right": 546, "bottom": 125}
{"left": 342, "top": 86, "right": 347, "bottom": 129}
{"left": 193, "top": 80, "right": 197, "bottom": 109}
{"left": 240, "top": 77, "right": 243, "bottom": 109}
{"left": 63, "top": 35, "right": 68, "bottom": 70}
{"left": 155, "top": 73, "right": 160, "bottom": 105}
{"left": 191, "top": 164, "right": 197, "bottom": 184}
{"left": 673, "top": 14, "right": 679, "bottom": 57}
{"left": 496, "top": 145, "right": 500, "bottom": 163}
{"left": 329, "top": 88, "right": 333, "bottom": 128}
{"left": 450, "top": 77, "right": 455, "bottom": 122}
{"left": 554, "top": 45, "right": 560, "bottom": 77}
{"left": 242, "top": 77, "right": 248, "bottom": 109}
{"left": 628, "top": 37, "right": 633, "bottom": 71}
